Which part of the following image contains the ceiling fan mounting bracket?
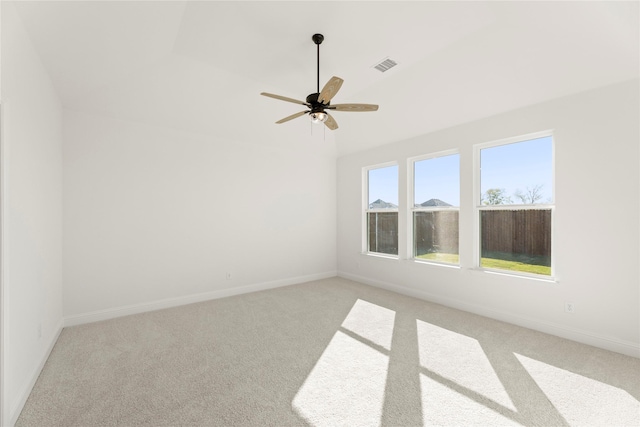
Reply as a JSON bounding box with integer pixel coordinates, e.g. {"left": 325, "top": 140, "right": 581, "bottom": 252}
{"left": 312, "top": 33, "right": 324, "bottom": 45}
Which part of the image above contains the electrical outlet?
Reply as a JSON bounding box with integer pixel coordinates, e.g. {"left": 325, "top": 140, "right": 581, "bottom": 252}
{"left": 565, "top": 302, "right": 575, "bottom": 314}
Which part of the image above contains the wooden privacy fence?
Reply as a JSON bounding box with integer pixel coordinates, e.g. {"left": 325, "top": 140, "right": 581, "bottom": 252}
{"left": 481, "top": 209, "right": 551, "bottom": 257}
{"left": 368, "top": 209, "right": 551, "bottom": 258}
{"left": 368, "top": 212, "right": 398, "bottom": 255}
{"left": 414, "top": 211, "right": 459, "bottom": 256}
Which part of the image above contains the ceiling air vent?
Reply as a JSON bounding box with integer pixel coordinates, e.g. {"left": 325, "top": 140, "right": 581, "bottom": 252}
{"left": 373, "top": 58, "right": 398, "bottom": 73}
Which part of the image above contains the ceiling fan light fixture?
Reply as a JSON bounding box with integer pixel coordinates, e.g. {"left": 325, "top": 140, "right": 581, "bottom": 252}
{"left": 310, "top": 111, "right": 328, "bottom": 123}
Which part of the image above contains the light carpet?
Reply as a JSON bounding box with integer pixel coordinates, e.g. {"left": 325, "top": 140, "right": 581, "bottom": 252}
{"left": 16, "top": 277, "right": 640, "bottom": 426}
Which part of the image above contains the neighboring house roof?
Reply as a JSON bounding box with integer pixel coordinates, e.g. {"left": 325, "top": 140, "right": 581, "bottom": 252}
{"left": 419, "top": 198, "right": 452, "bottom": 207}
{"left": 369, "top": 199, "right": 398, "bottom": 209}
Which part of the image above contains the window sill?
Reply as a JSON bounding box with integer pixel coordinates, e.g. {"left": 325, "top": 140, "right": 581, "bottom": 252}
{"left": 468, "top": 267, "right": 558, "bottom": 283}
{"left": 361, "top": 252, "right": 399, "bottom": 261}
{"left": 413, "top": 259, "right": 461, "bottom": 270}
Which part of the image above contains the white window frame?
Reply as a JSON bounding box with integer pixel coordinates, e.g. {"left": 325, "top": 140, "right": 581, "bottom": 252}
{"left": 409, "top": 149, "right": 460, "bottom": 266}
{"left": 473, "top": 130, "right": 555, "bottom": 279}
{"left": 363, "top": 162, "right": 399, "bottom": 258}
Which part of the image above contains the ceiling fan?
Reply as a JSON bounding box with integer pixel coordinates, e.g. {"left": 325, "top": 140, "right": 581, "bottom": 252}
{"left": 260, "top": 34, "right": 379, "bottom": 130}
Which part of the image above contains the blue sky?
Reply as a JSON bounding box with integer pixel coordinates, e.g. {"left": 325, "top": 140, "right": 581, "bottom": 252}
{"left": 368, "top": 136, "right": 553, "bottom": 206}
{"left": 481, "top": 136, "right": 553, "bottom": 204}
{"left": 368, "top": 166, "right": 399, "bottom": 205}
{"left": 414, "top": 154, "right": 460, "bottom": 206}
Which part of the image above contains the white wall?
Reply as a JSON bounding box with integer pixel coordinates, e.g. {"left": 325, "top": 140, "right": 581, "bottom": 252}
{"left": 1, "top": 3, "right": 64, "bottom": 425}
{"left": 63, "top": 110, "right": 336, "bottom": 322}
{"left": 337, "top": 80, "right": 640, "bottom": 357}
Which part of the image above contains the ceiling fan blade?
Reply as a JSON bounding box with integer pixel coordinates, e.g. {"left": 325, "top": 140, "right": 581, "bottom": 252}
{"left": 324, "top": 113, "right": 338, "bottom": 130}
{"left": 276, "top": 111, "right": 308, "bottom": 124}
{"left": 261, "top": 92, "right": 308, "bottom": 106}
{"left": 318, "top": 76, "right": 344, "bottom": 104}
{"left": 330, "top": 103, "right": 379, "bottom": 112}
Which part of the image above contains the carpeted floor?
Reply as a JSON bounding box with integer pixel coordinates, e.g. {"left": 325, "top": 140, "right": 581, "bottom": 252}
{"left": 16, "top": 277, "right": 640, "bottom": 426}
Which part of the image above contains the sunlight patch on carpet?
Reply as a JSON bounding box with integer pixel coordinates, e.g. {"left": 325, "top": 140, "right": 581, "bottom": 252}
{"left": 416, "top": 320, "right": 517, "bottom": 412}
{"left": 340, "top": 299, "right": 396, "bottom": 350}
{"left": 420, "top": 374, "right": 523, "bottom": 426}
{"left": 515, "top": 353, "right": 640, "bottom": 426}
{"left": 292, "top": 300, "right": 395, "bottom": 426}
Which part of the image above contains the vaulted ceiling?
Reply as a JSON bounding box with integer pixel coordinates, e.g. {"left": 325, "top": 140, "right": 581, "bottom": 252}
{"left": 10, "top": 1, "right": 639, "bottom": 156}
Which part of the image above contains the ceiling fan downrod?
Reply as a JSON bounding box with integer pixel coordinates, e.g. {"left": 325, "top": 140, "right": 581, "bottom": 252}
{"left": 312, "top": 33, "right": 324, "bottom": 94}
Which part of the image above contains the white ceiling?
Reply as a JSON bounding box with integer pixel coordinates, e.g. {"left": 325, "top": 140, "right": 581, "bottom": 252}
{"left": 11, "top": 1, "right": 639, "bottom": 156}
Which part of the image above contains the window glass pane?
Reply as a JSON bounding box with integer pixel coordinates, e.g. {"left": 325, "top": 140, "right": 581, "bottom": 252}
{"left": 367, "top": 165, "right": 398, "bottom": 255}
{"left": 413, "top": 154, "right": 459, "bottom": 264}
{"left": 480, "top": 136, "right": 553, "bottom": 205}
{"left": 414, "top": 154, "right": 460, "bottom": 207}
{"left": 480, "top": 209, "right": 551, "bottom": 275}
{"left": 414, "top": 211, "right": 459, "bottom": 263}
{"left": 368, "top": 165, "right": 398, "bottom": 209}
{"left": 368, "top": 212, "right": 398, "bottom": 255}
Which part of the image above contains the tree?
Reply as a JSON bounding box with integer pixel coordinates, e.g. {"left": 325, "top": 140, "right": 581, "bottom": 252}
{"left": 514, "top": 184, "right": 544, "bottom": 204}
{"left": 482, "top": 188, "right": 512, "bottom": 205}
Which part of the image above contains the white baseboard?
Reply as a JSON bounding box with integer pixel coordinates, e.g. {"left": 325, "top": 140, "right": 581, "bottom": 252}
{"left": 64, "top": 271, "right": 337, "bottom": 327}
{"left": 339, "top": 271, "right": 640, "bottom": 359}
{"left": 9, "top": 319, "right": 64, "bottom": 427}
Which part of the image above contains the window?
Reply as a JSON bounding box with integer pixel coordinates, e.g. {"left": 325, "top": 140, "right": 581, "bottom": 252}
{"left": 366, "top": 164, "right": 398, "bottom": 255}
{"left": 476, "top": 133, "right": 553, "bottom": 276}
{"left": 412, "top": 152, "right": 460, "bottom": 264}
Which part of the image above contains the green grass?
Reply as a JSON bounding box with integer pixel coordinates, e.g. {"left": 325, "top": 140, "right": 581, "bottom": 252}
{"left": 480, "top": 257, "right": 551, "bottom": 275}
{"left": 417, "top": 251, "right": 551, "bottom": 276}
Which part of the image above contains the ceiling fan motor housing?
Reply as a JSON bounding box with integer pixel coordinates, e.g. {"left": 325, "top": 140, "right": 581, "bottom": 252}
{"left": 306, "top": 93, "right": 329, "bottom": 113}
